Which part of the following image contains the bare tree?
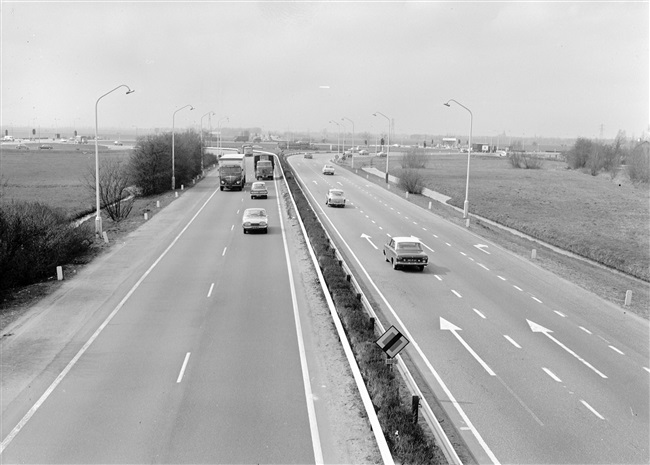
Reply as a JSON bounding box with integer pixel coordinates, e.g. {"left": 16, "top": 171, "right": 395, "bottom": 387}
{"left": 85, "top": 158, "right": 135, "bottom": 222}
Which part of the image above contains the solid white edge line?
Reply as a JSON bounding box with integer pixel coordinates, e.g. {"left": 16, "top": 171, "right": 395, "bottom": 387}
{"left": 274, "top": 168, "right": 325, "bottom": 465}
{"left": 278, "top": 158, "right": 392, "bottom": 465}
{"left": 296, "top": 160, "right": 495, "bottom": 465}
{"left": 0, "top": 186, "right": 221, "bottom": 456}
{"left": 177, "top": 352, "right": 191, "bottom": 383}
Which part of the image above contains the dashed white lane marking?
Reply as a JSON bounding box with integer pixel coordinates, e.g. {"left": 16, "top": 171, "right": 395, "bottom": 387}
{"left": 554, "top": 311, "right": 566, "bottom": 318}
{"left": 579, "top": 326, "right": 592, "bottom": 334}
{"left": 222, "top": 247, "right": 227, "bottom": 256}
{"left": 498, "top": 276, "right": 506, "bottom": 281}
{"left": 504, "top": 335, "right": 521, "bottom": 348}
{"left": 478, "top": 263, "right": 490, "bottom": 271}
{"left": 644, "top": 367, "right": 650, "bottom": 374}
{"left": 452, "top": 290, "right": 462, "bottom": 298}
{"left": 460, "top": 252, "right": 467, "bottom": 256}
{"left": 580, "top": 400, "right": 605, "bottom": 420}
{"left": 543, "top": 367, "right": 562, "bottom": 382}
{"left": 609, "top": 345, "right": 625, "bottom": 355}
{"left": 513, "top": 285, "right": 523, "bottom": 291}
{"left": 422, "top": 243, "right": 435, "bottom": 253}
{"left": 445, "top": 242, "right": 451, "bottom": 247}
{"left": 532, "top": 296, "right": 543, "bottom": 303}
{"left": 231, "top": 224, "right": 234, "bottom": 231}
{"left": 434, "top": 275, "right": 442, "bottom": 281}
{"left": 207, "top": 283, "right": 214, "bottom": 298}
{"left": 177, "top": 352, "right": 191, "bottom": 383}
{"left": 473, "top": 308, "right": 486, "bottom": 319}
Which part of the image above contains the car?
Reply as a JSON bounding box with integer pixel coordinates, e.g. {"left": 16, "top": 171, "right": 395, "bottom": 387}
{"left": 383, "top": 236, "right": 428, "bottom": 271}
{"left": 114, "top": 141, "right": 123, "bottom": 146}
{"left": 16, "top": 144, "right": 30, "bottom": 150}
{"left": 250, "top": 181, "right": 268, "bottom": 199}
{"left": 242, "top": 208, "right": 268, "bottom": 234}
{"left": 303, "top": 153, "right": 313, "bottom": 159}
{"left": 325, "top": 188, "right": 346, "bottom": 207}
{"left": 359, "top": 149, "right": 369, "bottom": 155}
{"left": 377, "top": 151, "right": 387, "bottom": 157}
{"left": 39, "top": 144, "right": 53, "bottom": 150}
{"left": 322, "top": 164, "right": 335, "bottom": 175}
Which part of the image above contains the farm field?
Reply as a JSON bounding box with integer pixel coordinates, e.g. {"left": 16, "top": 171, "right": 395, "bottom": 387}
{"left": 0, "top": 144, "right": 131, "bottom": 218}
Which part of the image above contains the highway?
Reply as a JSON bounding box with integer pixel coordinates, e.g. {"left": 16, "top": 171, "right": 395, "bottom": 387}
{"left": 0, "top": 158, "right": 374, "bottom": 463}
{"left": 289, "top": 152, "right": 650, "bottom": 465}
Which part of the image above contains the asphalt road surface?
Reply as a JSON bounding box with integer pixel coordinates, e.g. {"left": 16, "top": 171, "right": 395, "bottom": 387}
{"left": 290, "top": 152, "right": 649, "bottom": 465}
{"left": 0, "top": 159, "right": 373, "bottom": 463}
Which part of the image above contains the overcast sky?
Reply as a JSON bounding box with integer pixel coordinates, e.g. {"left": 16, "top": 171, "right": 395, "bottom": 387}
{"left": 1, "top": 1, "right": 648, "bottom": 140}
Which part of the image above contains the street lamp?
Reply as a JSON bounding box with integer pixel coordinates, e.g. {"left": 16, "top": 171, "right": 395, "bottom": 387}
{"left": 329, "top": 120, "right": 341, "bottom": 154}
{"left": 373, "top": 112, "right": 390, "bottom": 183}
{"left": 200, "top": 111, "right": 215, "bottom": 172}
{"left": 172, "top": 104, "right": 194, "bottom": 190}
{"left": 339, "top": 120, "right": 347, "bottom": 153}
{"left": 444, "top": 99, "right": 473, "bottom": 220}
{"left": 217, "top": 116, "right": 229, "bottom": 153}
{"left": 342, "top": 117, "right": 355, "bottom": 151}
{"left": 94, "top": 84, "right": 134, "bottom": 236}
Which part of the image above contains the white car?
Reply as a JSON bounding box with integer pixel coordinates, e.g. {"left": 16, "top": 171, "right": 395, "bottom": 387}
{"left": 326, "top": 189, "right": 346, "bottom": 207}
{"left": 242, "top": 208, "right": 268, "bottom": 234}
{"left": 358, "top": 149, "right": 369, "bottom": 155}
{"left": 322, "top": 164, "right": 335, "bottom": 175}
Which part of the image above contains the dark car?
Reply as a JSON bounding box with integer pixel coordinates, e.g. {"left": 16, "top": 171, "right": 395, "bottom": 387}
{"left": 39, "top": 144, "right": 53, "bottom": 150}
{"left": 383, "top": 236, "right": 428, "bottom": 271}
{"left": 250, "top": 181, "right": 268, "bottom": 199}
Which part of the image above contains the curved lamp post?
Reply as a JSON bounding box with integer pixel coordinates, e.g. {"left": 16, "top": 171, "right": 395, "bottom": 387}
{"left": 342, "top": 116, "right": 355, "bottom": 151}
{"left": 217, "top": 116, "right": 229, "bottom": 153}
{"left": 94, "top": 84, "right": 134, "bottom": 236}
{"left": 373, "top": 111, "right": 390, "bottom": 183}
{"left": 329, "top": 120, "right": 341, "bottom": 154}
{"left": 444, "top": 99, "right": 473, "bottom": 219}
{"left": 172, "top": 104, "right": 194, "bottom": 190}
{"left": 200, "top": 111, "right": 215, "bottom": 172}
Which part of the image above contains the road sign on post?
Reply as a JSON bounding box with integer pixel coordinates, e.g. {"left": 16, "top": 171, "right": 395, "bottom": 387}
{"left": 376, "top": 325, "right": 409, "bottom": 358}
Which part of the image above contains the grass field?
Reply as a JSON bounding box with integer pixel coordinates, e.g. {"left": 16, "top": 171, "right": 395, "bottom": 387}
{"left": 0, "top": 144, "right": 131, "bottom": 218}
{"left": 358, "top": 152, "right": 649, "bottom": 281}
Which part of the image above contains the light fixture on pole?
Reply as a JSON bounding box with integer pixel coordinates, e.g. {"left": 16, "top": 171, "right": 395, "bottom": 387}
{"left": 373, "top": 111, "right": 390, "bottom": 183}
{"left": 94, "top": 84, "right": 134, "bottom": 236}
{"left": 342, "top": 116, "right": 355, "bottom": 151}
{"left": 217, "top": 116, "right": 229, "bottom": 153}
{"left": 444, "top": 99, "right": 473, "bottom": 220}
{"left": 339, "top": 120, "right": 347, "bottom": 154}
{"left": 172, "top": 104, "right": 194, "bottom": 190}
{"left": 200, "top": 111, "right": 215, "bottom": 172}
{"left": 329, "top": 120, "right": 341, "bottom": 154}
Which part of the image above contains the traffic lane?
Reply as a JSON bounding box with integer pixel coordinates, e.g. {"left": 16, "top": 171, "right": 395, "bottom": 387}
{"left": 289, "top": 157, "right": 649, "bottom": 463}
{"left": 163, "top": 201, "right": 315, "bottom": 464}
{"left": 0, "top": 182, "right": 246, "bottom": 463}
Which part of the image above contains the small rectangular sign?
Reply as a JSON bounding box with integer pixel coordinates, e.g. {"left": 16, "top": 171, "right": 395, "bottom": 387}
{"left": 376, "top": 325, "right": 409, "bottom": 358}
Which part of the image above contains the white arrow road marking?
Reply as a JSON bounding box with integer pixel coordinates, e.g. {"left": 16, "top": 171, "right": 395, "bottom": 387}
{"left": 527, "top": 319, "right": 607, "bottom": 378}
{"left": 360, "top": 233, "right": 378, "bottom": 249}
{"left": 474, "top": 244, "right": 491, "bottom": 254}
{"left": 441, "top": 318, "right": 496, "bottom": 376}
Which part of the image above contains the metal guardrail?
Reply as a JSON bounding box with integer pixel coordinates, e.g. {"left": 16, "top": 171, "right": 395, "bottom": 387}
{"left": 286, "top": 154, "right": 463, "bottom": 465}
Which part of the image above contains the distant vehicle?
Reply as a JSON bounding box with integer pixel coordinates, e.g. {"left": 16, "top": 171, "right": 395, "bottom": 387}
{"left": 322, "top": 164, "right": 335, "bottom": 175}
{"left": 114, "top": 141, "right": 123, "bottom": 146}
{"left": 250, "top": 181, "right": 268, "bottom": 199}
{"left": 3, "top": 135, "right": 14, "bottom": 142}
{"left": 383, "top": 237, "right": 428, "bottom": 271}
{"left": 359, "top": 149, "right": 369, "bottom": 155}
{"left": 326, "top": 189, "right": 346, "bottom": 208}
{"left": 253, "top": 154, "right": 275, "bottom": 180}
{"left": 16, "top": 144, "right": 30, "bottom": 150}
{"left": 241, "top": 145, "right": 254, "bottom": 156}
{"left": 39, "top": 144, "right": 53, "bottom": 150}
{"left": 496, "top": 149, "right": 509, "bottom": 157}
{"left": 303, "top": 153, "right": 313, "bottom": 159}
{"left": 242, "top": 208, "right": 268, "bottom": 234}
{"left": 377, "top": 151, "right": 387, "bottom": 157}
{"left": 218, "top": 153, "right": 246, "bottom": 191}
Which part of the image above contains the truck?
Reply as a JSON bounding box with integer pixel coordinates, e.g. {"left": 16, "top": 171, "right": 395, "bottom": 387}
{"left": 218, "top": 153, "right": 246, "bottom": 191}
{"left": 253, "top": 154, "right": 275, "bottom": 180}
{"left": 241, "top": 145, "right": 254, "bottom": 157}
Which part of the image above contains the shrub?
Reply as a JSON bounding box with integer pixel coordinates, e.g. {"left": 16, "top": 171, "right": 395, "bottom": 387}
{"left": 0, "top": 201, "right": 93, "bottom": 292}
{"left": 627, "top": 142, "right": 650, "bottom": 183}
{"left": 401, "top": 149, "right": 427, "bottom": 169}
{"left": 566, "top": 138, "right": 593, "bottom": 169}
{"left": 398, "top": 169, "right": 425, "bottom": 194}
